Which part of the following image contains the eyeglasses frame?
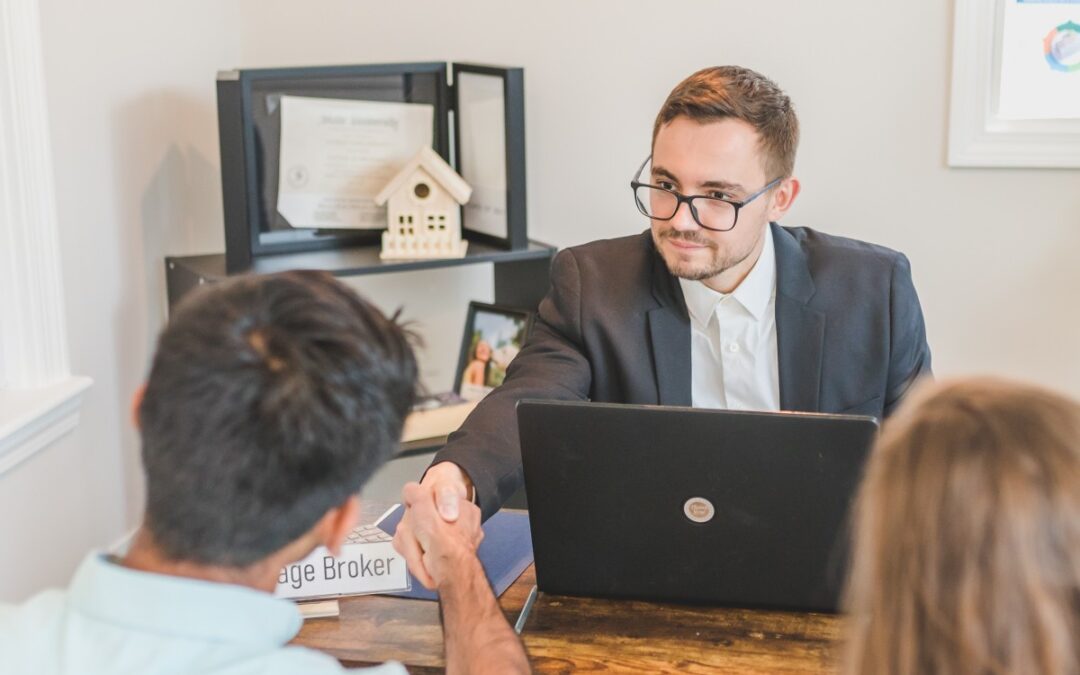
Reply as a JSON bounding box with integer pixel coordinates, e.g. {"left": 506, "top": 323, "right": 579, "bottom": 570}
{"left": 630, "top": 155, "right": 783, "bottom": 232}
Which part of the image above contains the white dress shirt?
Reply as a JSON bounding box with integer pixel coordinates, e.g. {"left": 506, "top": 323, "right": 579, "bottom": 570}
{"left": 678, "top": 226, "right": 780, "bottom": 412}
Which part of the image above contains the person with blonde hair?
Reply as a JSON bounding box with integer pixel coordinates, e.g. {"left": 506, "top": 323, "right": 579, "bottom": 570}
{"left": 843, "top": 377, "right": 1080, "bottom": 675}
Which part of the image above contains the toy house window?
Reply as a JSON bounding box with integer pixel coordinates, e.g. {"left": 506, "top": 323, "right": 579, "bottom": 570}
{"left": 413, "top": 182, "right": 431, "bottom": 199}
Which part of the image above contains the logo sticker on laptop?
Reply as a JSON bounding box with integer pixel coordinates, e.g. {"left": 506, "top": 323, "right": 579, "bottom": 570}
{"left": 683, "top": 497, "right": 715, "bottom": 523}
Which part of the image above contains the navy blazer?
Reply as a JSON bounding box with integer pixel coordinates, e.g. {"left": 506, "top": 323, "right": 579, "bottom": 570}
{"left": 435, "top": 223, "right": 932, "bottom": 518}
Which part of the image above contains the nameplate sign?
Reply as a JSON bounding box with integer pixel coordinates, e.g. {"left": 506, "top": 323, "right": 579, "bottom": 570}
{"left": 274, "top": 540, "right": 410, "bottom": 600}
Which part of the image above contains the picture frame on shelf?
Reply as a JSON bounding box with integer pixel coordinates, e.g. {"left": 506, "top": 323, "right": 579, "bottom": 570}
{"left": 216, "top": 62, "right": 529, "bottom": 274}
{"left": 400, "top": 300, "right": 534, "bottom": 445}
{"left": 217, "top": 63, "right": 451, "bottom": 272}
{"left": 452, "top": 64, "right": 528, "bottom": 250}
{"left": 454, "top": 302, "right": 534, "bottom": 402}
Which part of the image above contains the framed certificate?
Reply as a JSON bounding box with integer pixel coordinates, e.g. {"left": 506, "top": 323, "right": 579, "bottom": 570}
{"left": 216, "top": 62, "right": 528, "bottom": 273}
{"left": 217, "top": 63, "right": 451, "bottom": 272}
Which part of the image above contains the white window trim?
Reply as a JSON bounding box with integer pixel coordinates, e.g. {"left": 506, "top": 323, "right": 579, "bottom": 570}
{"left": 0, "top": 0, "right": 90, "bottom": 471}
{"left": 0, "top": 377, "right": 92, "bottom": 477}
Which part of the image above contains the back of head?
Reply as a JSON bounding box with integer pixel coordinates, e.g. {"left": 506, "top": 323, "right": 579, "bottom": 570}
{"left": 653, "top": 65, "right": 800, "bottom": 179}
{"left": 138, "top": 271, "right": 417, "bottom": 567}
{"left": 843, "top": 377, "right": 1080, "bottom": 675}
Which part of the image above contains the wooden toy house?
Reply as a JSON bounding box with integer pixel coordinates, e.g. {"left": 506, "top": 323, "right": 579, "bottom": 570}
{"left": 375, "top": 146, "right": 472, "bottom": 260}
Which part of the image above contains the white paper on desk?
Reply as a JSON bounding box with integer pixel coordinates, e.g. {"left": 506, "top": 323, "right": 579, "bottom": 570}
{"left": 998, "top": 0, "right": 1080, "bottom": 120}
{"left": 277, "top": 96, "right": 434, "bottom": 229}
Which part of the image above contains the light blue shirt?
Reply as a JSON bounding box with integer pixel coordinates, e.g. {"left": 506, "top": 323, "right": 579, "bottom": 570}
{"left": 0, "top": 553, "right": 405, "bottom": 675}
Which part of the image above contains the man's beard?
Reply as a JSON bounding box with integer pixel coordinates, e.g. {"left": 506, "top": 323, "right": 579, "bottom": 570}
{"left": 652, "top": 228, "right": 754, "bottom": 281}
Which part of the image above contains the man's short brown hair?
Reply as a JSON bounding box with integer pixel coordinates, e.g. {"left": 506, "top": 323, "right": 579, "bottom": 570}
{"left": 652, "top": 66, "right": 799, "bottom": 180}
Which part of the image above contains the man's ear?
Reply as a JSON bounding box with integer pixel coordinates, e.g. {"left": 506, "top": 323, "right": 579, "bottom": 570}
{"left": 321, "top": 495, "right": 361, "bottom": 557}
{"left": 131, "top": 384, "right": 146, "bottom": 430}
{"left": 766, "top": 177, "right": 801, "bottom": 221}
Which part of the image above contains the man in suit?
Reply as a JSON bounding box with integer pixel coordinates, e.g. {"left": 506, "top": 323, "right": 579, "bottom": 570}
{"left": 393, "top": 66, "right": 931, "bottom": 580}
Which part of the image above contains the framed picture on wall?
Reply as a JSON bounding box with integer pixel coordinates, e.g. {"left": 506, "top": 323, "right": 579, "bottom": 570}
{"left": 454, "top": 302, "right": 534, "bottom": 402}
{"left": 948, "top": 0, "right": 1080, "bottom": 167}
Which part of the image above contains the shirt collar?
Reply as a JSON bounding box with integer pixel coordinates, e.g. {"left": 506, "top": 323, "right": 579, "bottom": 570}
{"left": 68, "top": 553, "right": 302, "bottom": 647}
{"left": 678, "top": 225, "right": 777, "bottom": 323}
{"left": 679, "top": 275, "right": 725, "bottom": 327}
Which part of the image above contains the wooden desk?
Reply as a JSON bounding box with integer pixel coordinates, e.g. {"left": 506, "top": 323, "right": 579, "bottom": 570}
{"left": 293, "top": 565, "right": 842, "bottom": 673}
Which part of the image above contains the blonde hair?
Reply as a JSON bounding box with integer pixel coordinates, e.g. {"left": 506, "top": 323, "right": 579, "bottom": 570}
{"left": 843, "top": 377, "right": 1080, "bottom": 675}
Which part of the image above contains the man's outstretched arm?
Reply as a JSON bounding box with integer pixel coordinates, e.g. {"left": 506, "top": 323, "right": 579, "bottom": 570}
{"left": 395, "top": 248, "right": 593, "bottom": 587}
{"left": 439, "top": 553, "right": 530, "bottom": 675}
{"left": 436, "top": 248, "right": 594, "bottom": 518}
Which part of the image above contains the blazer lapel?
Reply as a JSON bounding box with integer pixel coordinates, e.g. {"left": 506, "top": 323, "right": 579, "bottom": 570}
{"left": 647, "top": 240, "right": 692, "bottom": 406}
{"left": 772, "top": 223, "right": 826, "bottom": 412}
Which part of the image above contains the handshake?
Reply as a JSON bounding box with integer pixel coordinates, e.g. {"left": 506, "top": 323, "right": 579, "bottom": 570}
{"left": 391, "top": 462, "right": 530, "bottom": 674}
{"left": 392, "top": 462, "right": 481, "bottom": 589}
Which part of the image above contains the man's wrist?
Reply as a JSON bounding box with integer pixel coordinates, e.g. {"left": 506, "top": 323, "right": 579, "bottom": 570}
{"left": 454, "top": 464, "right": 477, "bottom": 504}
{"left": 428, "top": 460, "right": 477, "bottom": 504}
{"left": 433, "top": 545, "right": 483, "bottom": 592}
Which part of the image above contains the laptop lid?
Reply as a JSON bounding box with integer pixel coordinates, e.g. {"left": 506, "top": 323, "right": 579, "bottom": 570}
{"left": 518, "top": 400, "right": 878, "bottom": 612}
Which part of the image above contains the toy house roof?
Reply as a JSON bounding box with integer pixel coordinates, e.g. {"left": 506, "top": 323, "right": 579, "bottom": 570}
{"left": 374, "top": 146, "right": 473, "bottom": 206}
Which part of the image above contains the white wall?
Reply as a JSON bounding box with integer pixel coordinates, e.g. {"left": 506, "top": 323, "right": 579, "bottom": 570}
{"left": 0, "top": 0, "right": 245, "bottom": 602}
{"left": 5, "top": 0, "right": 1077, "bottom": 599}
{"left": 0, "top": 432, "right": 99, "bottom": 600}
{"left": 236, "top": 0, "right": 1080, "bottom": 392}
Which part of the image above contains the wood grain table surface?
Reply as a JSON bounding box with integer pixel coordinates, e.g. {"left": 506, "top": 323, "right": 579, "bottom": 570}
{"left": 292, "top": 504, "right": 842, "bottom": 673}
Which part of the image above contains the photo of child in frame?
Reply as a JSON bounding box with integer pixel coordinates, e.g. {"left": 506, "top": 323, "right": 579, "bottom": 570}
{"left": 456, "top": 302, "right": 533, "bottom": 402}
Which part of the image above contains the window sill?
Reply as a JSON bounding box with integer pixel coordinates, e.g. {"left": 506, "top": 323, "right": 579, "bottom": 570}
{"left": 0, "top": 376, "right": 93, "bottom": 477}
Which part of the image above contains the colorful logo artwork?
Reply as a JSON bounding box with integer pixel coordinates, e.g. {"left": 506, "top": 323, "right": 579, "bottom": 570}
{"left": 1045, "top": 20, "right": 1080, "bottom": 72}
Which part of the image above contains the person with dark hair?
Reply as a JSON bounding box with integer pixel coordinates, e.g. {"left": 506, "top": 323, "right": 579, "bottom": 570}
{"left": 396, "top": 65, "right": 932, "bottom": 583}
{"left": 843, "top": 377, "right": 1080, "bottom": 675}
{"left": 0, "top": 271, "right": 528, "bottom": 675}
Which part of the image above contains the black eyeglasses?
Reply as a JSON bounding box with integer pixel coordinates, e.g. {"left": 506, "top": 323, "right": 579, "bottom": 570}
{"left": 630, "top": 156, "right": 782, "bottom": 232}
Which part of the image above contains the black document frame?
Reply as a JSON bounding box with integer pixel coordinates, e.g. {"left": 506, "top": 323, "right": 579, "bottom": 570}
{"left": 217, "top": 62, "right": 526, "bottom": 273}
{"left": 451, "top": 63, "right": 528, "bottom": 251}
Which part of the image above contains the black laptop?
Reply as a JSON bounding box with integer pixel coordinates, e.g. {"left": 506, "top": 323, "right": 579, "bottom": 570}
{"left": 517, "top": 400, "right": 878, "bottom": 613}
